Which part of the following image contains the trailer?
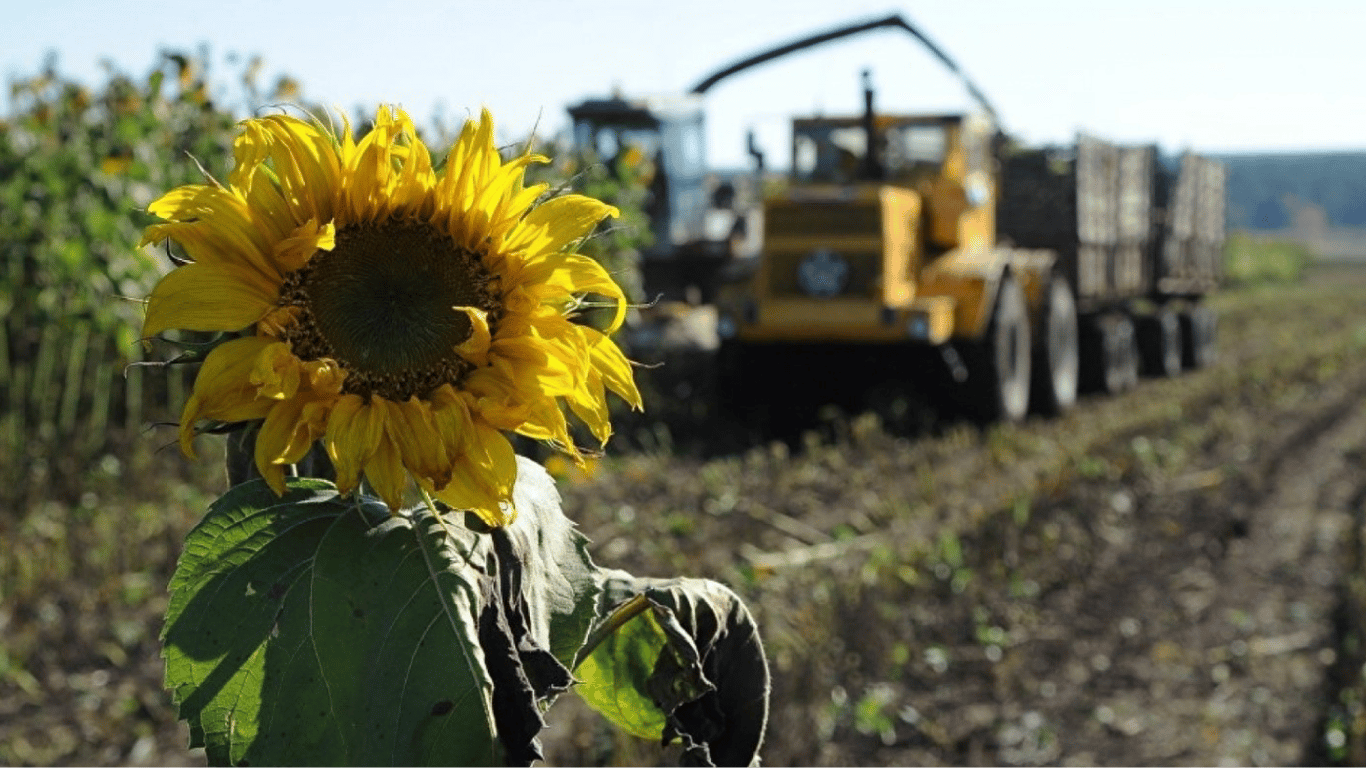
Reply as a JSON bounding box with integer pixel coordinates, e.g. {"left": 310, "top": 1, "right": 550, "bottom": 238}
{"left": 997, "top": 138, "right": 1225, "bottom": 392}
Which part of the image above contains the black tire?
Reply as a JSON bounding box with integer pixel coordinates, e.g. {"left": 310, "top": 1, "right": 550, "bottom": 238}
{"left": 1030, "top": 276, "right": 1079, "bottom": 415}
{"left": 962, "top": 272, "right": 1031, "bottom": 422}
{"left": 1180, "top": 304, "right": 1218, "bottom": 369}
{"left": 1080, "top": 312, "right": 1139, "bottom": 395}
{"left": 1137, "top": 306, "right": 1183, "bottom": 377}
{"left": 716, "top": 340, "right": 765, "bottom": 429}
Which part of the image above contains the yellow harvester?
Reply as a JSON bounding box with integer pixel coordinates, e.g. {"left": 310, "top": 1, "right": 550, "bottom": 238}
{"left": 716, "top": 72, "right": 1224, "bottom": 423}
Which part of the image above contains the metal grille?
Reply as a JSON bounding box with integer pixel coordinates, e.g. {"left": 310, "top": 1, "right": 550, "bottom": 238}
{"left": 767, "top": 249, "right": 883, "bottom": 297}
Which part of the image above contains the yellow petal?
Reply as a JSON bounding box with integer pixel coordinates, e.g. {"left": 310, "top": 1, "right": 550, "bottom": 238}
{"left": 177, "top": 336, "right": 278, "bottom": 456}
{"left": 453, "top": 306, "right": 492, "bottom": 367}
{"left": 324, "top": 394, "right": 382, "bottom": 494}
{"left": 144, "top": 185, "right": 279, "bottom": 278}
{"left": 567, "top": 371, "right": 612, "bottom": 444}
{"left": 303, "top": 358, "right": 347, "bottom": 397}
{"left": 273, "top": 219, "right": 335, "bottom": 274}
{"left": 249, "top": 341, "right": 301, "bottom": 400}
{"left": 258, "top": 114, "right": 343, "bottom": 224}
{"left": 428, "top": 384, "right": 472, "bottom": 466}
{"left": 584, "top": 327, "right": 643, "bottom": 409}
{"left": 503, "top": 194, "right": 617, "bottom": 261}
{"left": 499, "top": 285, "right": 540, "bottom": 319}
{"left": 365, "top": 430, "right": 409, "bottom": 513}
{"left": 512, "top": 252, "right": 627, "bottom": 332}
{"left": 435, "top": 119, "right": 479, "bottom": 214}
{"left": 462, "top": 369, "right": 533, "bottom": 431}
{"left": 388, "top": 397, "right": 450, "bottom": 491}
{"left": 143, "top": 262, "right": 277, "bottom": 337}
{"left": 227, "top": 120, "right": 271, "bottom": 199}
{"left": 432, "top": 462, "right": 503, "bottom": 520}
{"left": 255, "top": 398, "right": 306, "bottom": 495}
{"left": 456, "top": 416, "right": 518, "bottom": 526}
{"left": 489, "top": 335, "right": 575, "bottom": 398}
{"left": 515, "top": 397, "right": 574, "bottom": 456}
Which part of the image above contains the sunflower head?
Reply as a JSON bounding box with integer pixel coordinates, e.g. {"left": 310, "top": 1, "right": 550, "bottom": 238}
{"left": 142, "top": 106, "right": 641, "bottom": 525}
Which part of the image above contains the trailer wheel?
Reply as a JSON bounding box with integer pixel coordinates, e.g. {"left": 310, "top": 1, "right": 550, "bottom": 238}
{"left": 1081, "top": 313, "right": 1139, "bottom": 394}
{"left": 1138, "top": 306, "right": 1183, "bottom": 377}
{"left": 1030, "top": 276, "right": 1079, "bottom": 415}
{"left": 1180, "top": 304, "right": 1218, "bottom": 369}
{"left": 963, "top": 272, "right": 1031, "bottom": 422}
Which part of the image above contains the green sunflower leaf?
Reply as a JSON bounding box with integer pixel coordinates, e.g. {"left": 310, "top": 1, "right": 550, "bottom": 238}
{"left": 162, "top": 477, "right": 501, "bottom": 765}
{"left": 162, "top": 457, "right": 604, "bottom": 766}
{"left": 573, "top": 572, "right": 771, "bottom": 767}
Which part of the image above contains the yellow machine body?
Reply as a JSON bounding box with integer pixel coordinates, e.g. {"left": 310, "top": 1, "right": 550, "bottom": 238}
{"left": 720, "top": 112, "right": 1053, "bottom": 348}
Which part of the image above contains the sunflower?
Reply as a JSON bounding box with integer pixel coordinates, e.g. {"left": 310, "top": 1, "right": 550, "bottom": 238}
{"left": 141, "top": 106, "right": 641, "bottom": 525}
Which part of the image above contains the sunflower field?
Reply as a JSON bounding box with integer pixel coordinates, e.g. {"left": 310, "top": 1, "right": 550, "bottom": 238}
{"left": 0, "top": 53, "right": 256, "bottom": 510}
{"left": 0, "top": 53, "right": 656, "bottom": 513}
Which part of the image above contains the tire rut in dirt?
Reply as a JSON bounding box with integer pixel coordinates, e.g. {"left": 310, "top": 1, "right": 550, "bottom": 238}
{"left": 1003, "top": 361, "right": 1366, "bottom": 765}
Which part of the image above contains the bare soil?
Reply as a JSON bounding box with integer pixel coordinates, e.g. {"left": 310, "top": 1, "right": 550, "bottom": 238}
{"left": 4, "top": 265, "right": 1366, "bottom": 766}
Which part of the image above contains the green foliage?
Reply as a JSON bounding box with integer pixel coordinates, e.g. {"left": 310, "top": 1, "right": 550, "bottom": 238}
{"left": 0, "top": 52, "right": 306, "bottom": 506}
{"left": 1223, "top": 232, "right": 1314, "bottom": 285}
{"left": 161, "top": 458, "right": 770, "bottom": 766}
{"left": 3, "top": 52, "right": 249, "bottom": 352}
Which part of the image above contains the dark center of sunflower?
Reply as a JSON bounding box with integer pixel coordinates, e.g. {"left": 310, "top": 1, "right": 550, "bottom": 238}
{"left": 276, "top": 220, "right": 500, "bottom": 401}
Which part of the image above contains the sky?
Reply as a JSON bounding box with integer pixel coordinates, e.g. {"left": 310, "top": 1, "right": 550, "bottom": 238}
{"left": 5, "top": 0, "right": 1364, "bottom": 169}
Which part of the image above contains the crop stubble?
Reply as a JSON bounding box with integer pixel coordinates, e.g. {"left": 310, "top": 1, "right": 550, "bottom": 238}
{"left": 3, "top": 267, "right": 1366, "bottom": 765}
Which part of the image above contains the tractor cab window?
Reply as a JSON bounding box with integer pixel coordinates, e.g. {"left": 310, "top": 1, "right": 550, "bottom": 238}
{"left": 572, "top": 121, "right": 663, "bottom": 174}
{"left": 883, "top": 123, "right": 950, "bottom": 186}
{"left": 793, "top": 124, "right": 869, "bottom": 184}
{"left": 792, "top": 120, "right": 955, "bottom": 186}
{"left": 662, "top": 117, "right": 705, "bottom": 178}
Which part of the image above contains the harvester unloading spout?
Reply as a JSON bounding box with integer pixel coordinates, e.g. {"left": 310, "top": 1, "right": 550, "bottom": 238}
{"left": 567, "top": 12, "right": 1000, "bottom": 307}
{"left": 687, "top": 13, "right": 998, "bottom": 120}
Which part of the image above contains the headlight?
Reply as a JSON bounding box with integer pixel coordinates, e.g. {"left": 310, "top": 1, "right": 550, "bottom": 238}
{"left": 906, "top": 314, "right": 931, "bottom": 340}
{"left": 797, "top": 248, "right": 849, "bottom": 298}
{"left": 717, "top": 314, "right": 737, "bottom": 339}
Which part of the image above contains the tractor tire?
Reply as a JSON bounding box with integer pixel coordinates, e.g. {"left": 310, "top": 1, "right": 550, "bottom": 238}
{"left": 1030, "top": 276, "right": 1080, "bottom": 415}
{"left": 1138, "top": 306, "right": 1184, "bottom": 377}
{"left": 961, "top": 272, "right": 1031, "bottom": 422}
{"left": 716, "top": 340, "right": 762, "bottom": 426}
{"left": 1180, "top": 304, "right": 1218, "bottom": 369}
{"left": 1080, "top": 312, "right": 1139, "bottom": 395}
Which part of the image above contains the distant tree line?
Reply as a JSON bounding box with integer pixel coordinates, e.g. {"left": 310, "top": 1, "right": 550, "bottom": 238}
{"left": 1215, "top": 152, "right": 1366, "bottom": 230}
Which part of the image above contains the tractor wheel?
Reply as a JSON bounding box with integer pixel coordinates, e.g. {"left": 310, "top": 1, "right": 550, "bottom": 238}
{"left": 1180, "top": 303, "right": 1218, "bottom": 369}
{"left": 717, "top": 340, "right": 758, "bottom": 421}
{"left": 962, "top": 272, "right": 1031, "bottom": 422}
{"left": 1081, "top": 313, "right": 1139, "bottom": 395}
{"left": 1030, "top": 276, "right": 1080, "bottom": 415}
{"left": 1138, "top": 305, "right": 1184, "bottom": 377}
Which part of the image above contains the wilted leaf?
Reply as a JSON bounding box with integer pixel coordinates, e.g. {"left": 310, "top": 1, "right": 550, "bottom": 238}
{"left": 575, "top": 571, "right": 770, "bottom": 767}
{"left": 474, "top": 459, "right": 600, "bottom": 765}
